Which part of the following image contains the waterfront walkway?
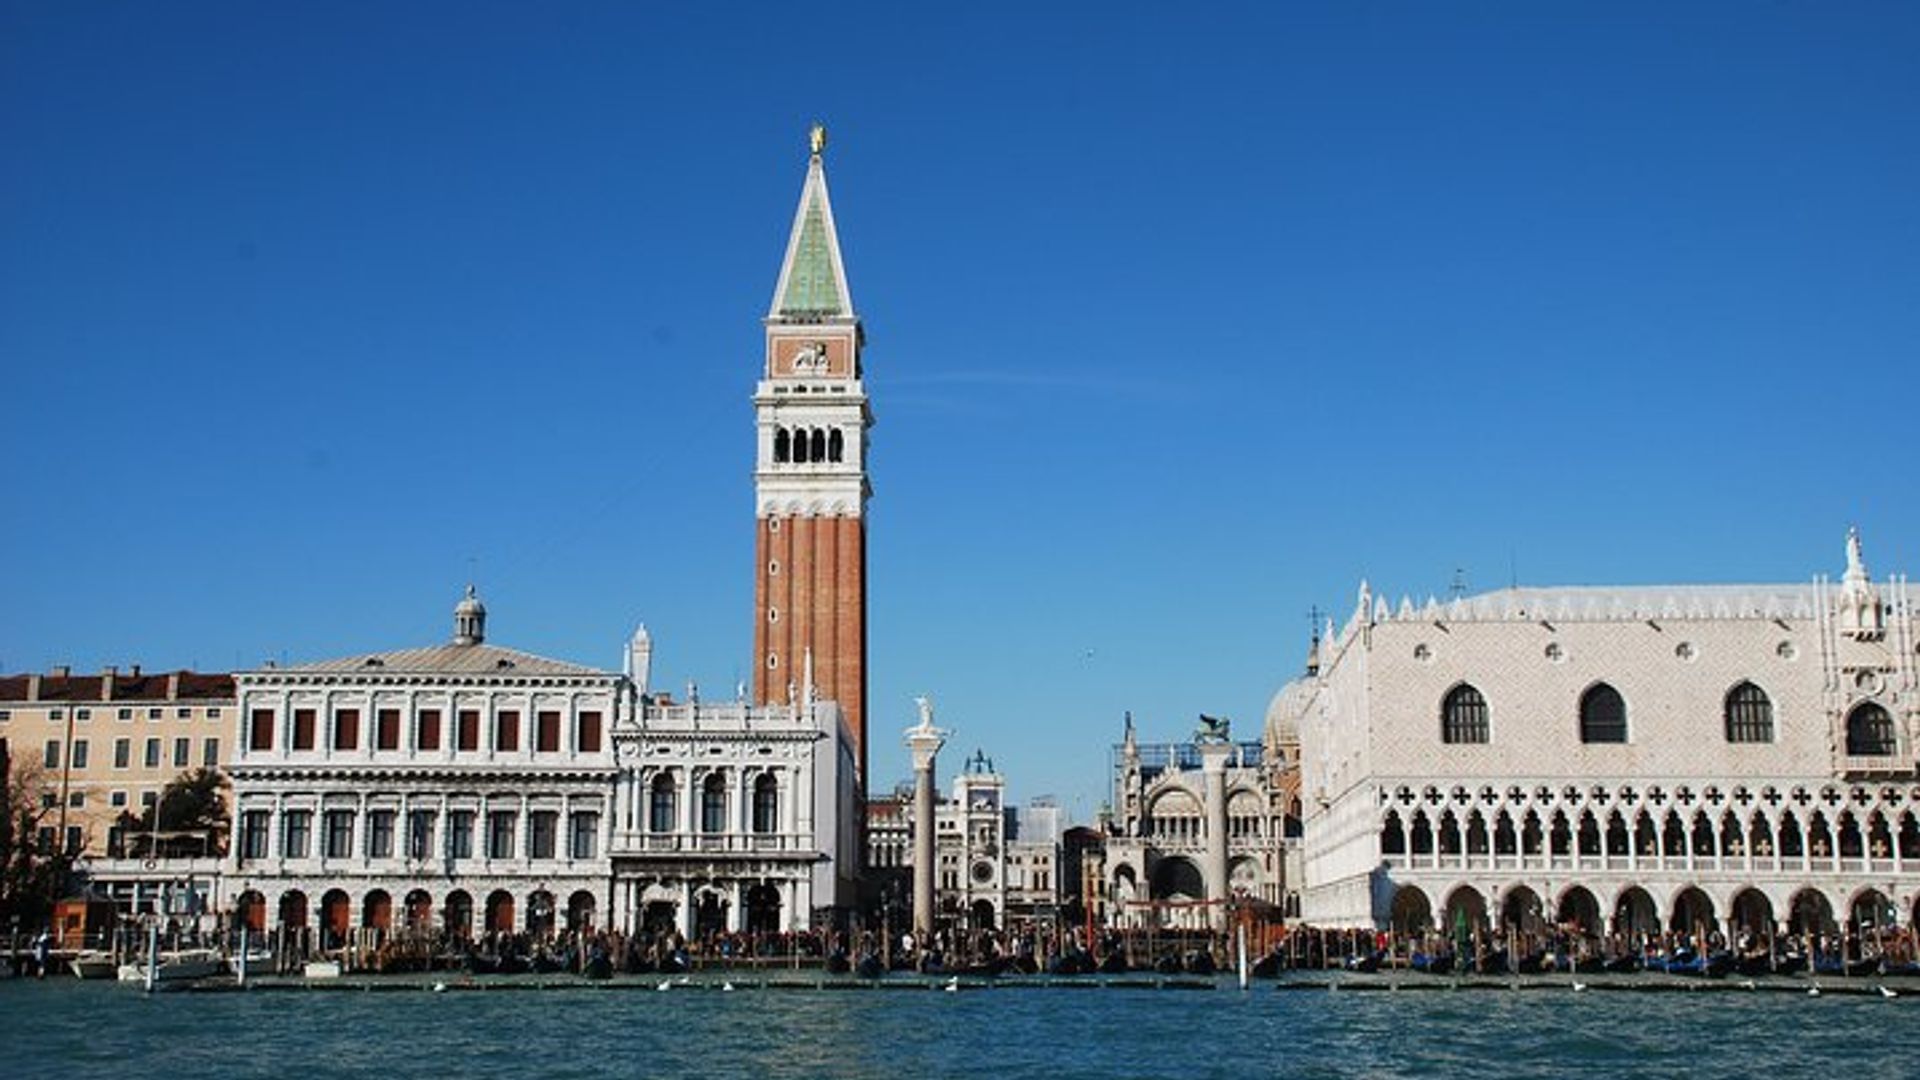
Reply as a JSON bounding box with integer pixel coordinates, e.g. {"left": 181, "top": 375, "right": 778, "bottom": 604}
{"left": 133, "top": 970, "right": 1920, "bottom": 998}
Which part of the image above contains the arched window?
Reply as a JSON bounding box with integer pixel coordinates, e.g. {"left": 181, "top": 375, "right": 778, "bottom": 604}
{"left": 1441, "top": 684, "right": 1489, "bottom": 744}
{"left": 792, "top": 428, "right": 809, "bottom": 463}
{"left": 648, "top": 775, "right": 677, "bottom": 833}
{"left": 1579, "top": 683, "right": 1627, "bottom": 744}
{"left": 810, "top": 428, "right": 826, "bottom": 462}
{"left": 1847, "top": 702, "right": 1896, "bottom": 756}
{"left": 1724, "top": 682, "right": 1774, "bottom": 743}
{"left": 701, "top": 774, "right": 727, "bottom": 833}
{"left": 827, "top": 428, "right": 844, "bottom": 463}
{"left": 773, "top": 428, "right": 790, "bottom": 463}
{"left": 752, "top": 774, "right": 779, "bottom": 834}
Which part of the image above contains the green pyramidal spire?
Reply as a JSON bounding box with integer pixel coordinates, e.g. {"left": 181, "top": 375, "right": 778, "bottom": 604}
{"left": 770, "top": 133, "right": 854, "bottom": 321}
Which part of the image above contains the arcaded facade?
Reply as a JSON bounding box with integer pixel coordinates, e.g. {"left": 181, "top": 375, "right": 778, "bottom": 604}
{"left": 226, "top": 590, "right": 619, "bottom": 944}
{"left": 1283, "top": 531, "right": 1920, "bottom": 940}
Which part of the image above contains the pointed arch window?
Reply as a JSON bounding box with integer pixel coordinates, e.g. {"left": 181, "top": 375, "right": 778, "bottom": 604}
{"left": 1724, "top": 682, "right": 1774, "bottom": 743}
{"left": 792, "top": 428, "right": 810, "bottom": 463}
{"left": 810, "top": 428, "right": 826, "bottom": 462}
{"left": 774, "top": 428, "right": 790, "bottom": 463}
{"left": 1579, "top": 683, "right": 1628, "bottom": 744}
{"left": 827, "top": 428, "right": 844, "bottom": 463}
{"left": 1440, "top": 684, "right": 1489, "bottom": 744}
{"left": 1846, "top": 702, "right": 1896, "bottom": 757}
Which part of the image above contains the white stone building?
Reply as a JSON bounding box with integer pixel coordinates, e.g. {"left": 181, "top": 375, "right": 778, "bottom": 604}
{"left": 226, "top": 589, "right": 620, "bottom": 944}
{"left": 1282, "top": 530, "right": 1920, "bottom": 941}
{"left": 1104, "top": 715, "right": 1295, "bottom": 930}
{"left": 608, "top": 629, "right": 858, "bottom": 937}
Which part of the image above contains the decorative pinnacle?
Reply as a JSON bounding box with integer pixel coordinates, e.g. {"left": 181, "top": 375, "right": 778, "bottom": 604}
{"left": 809, "top": 122, "right": 827, "bottom": 158}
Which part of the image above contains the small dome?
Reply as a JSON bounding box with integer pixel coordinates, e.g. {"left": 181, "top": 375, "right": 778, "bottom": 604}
{"left": 453, "top": 585, "right": 487, "bottom": 645}
{"left": 1264, "top": 678, "right": 1312, "bottom": 745}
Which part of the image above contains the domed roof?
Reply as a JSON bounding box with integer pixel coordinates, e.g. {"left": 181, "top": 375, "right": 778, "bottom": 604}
{"left": 455, "top": 584, "right": 486, "bottom": 615}
{"left": 1264, "top": 677, "right": 1313, "bottom": 745}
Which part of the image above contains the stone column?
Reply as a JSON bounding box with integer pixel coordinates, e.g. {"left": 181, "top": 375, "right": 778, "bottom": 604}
{"left": 1200, "top": 741, "right": 1232, "bottom": 933}
{"left": 905, "top": 711, "right": 948, "bottom": 942}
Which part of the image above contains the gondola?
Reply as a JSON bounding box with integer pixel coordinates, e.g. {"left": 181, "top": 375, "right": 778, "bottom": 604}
{"left": 961, "top": 956, "right": 1012, "bottom": 978}
{"left": 1249, "top": 951, "right": 1285, "bottom": 979}
{"left": 1770, "top": 953, "right": 1807, "bottom": 976}
{"left": 1813, "top": 955, "right": 1880, "bottom": 978}
{"left": 1341, "top": 952, "right": 1380, "bottom": 974}
{"left": 658, "top": 950, "right": 690, "bottom": 975}
{"left": 1515, "top": 951, "right": 1549, "bottom": 975}
{"left": 1603, "top": 954, "right": 1642, "bottom": 974}
{"left": 1098, "top": 952, "right": 1130, "bottom": 975}
{"left": 1573, "top": 955, "right": 1608, "bottom": 975}
{"left": 855, "top": 953, "right": 886, "bottom": 979}
{"left": 1048, "top": 948, "right": 1096, "bottom": 976}
{"left": 529, "top": 951, "right": 565, "bottom": 974}
{"left": 1410, "top": 951, "right": 1454, "bottom": 975}
{"left": 463, "top": 951, "right": 502, "bottom": 975}
{"left": 1153, "top": 955, "right": 1184, "bottom": 975}
{"left": 583, "top": 949, "right": 613, "bottom": 980}
{"left": 1474, "top": 949, "right": 1509, "bottom": 976}
{"left": 825, "top": 950, "right": 852, "bottom": 974}
{"left": 1735, "top": 952, "right": 1775, "bottom": 978}
{"left": 1185, "top": 950, "right": 1217, "bottom": 976}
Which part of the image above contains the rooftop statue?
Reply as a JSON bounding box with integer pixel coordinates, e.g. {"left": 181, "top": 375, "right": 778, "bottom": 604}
{"left": 1196, "top": 713, "right": 1232, "bottom": 744}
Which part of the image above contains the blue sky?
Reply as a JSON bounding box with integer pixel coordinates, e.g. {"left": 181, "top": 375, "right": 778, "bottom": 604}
{"left": 3, "top": 3, "right": 1916, "bottom": 818}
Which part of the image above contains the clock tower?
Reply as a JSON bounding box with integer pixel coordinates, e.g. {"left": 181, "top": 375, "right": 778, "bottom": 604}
{"left": 752, "top": 126, "right": 872, "bottom": 788}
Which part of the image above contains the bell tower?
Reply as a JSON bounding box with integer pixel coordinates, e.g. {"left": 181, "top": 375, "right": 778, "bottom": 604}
{"left": 752, "top": 125, "right": 872, "bottom": 786}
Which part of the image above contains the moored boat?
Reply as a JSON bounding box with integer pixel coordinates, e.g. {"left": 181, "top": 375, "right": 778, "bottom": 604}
{"left": 69, "top": 950, "right": 119, "bottom": 979}
{"left": 117, "top": 949, "right": 224, "bottom": 985}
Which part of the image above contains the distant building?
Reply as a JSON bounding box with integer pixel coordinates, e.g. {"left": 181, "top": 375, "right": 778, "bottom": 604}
{"left": 0, "top": 665, "right": 234, "bottom": 867}
{"left": 1102, "top": 712, "right": 1298, "bottom": 930}
{"left": 863, "top": 752, "right": 1070, "bottom": 932}
{"left": 1279, "top": 530, "right": 1920, "bottom": 940}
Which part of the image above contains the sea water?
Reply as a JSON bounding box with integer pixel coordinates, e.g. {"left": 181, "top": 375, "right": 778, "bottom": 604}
{"left": 0, "top": 977, "right": 1908, "bottom": 1079}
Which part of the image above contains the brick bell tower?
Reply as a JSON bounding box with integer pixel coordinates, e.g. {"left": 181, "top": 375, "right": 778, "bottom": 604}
{"left": 752, "top": 124, "right": 872, "bottom": 788}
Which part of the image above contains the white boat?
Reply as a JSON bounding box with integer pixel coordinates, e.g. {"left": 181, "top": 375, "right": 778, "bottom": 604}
{"left": 227, "top": 947, "right": 275, "bottom": 975}
{"left": 117, "top": 948, "right": 225, "bottom": 984}
{"left": 303, "top": 959, "right": 342, "bottom": 979}
{"left": 69, "top": 950, "right": 119, "bottom": 979}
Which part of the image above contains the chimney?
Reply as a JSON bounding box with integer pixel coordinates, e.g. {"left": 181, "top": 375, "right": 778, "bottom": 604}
{"left": 52, "top": 664, "right": 70, "bottom": 679}
{"left": 26, "top": 673, "right": 41, "bottom": 701}
{"left": 130, "top": 664, "right": 142, "bottom": 678}
{"left": 103, "top": 666, "right": 117, "bottom": 701}
{"left": 166, "top": 672, "right": 181, "bottom": 701}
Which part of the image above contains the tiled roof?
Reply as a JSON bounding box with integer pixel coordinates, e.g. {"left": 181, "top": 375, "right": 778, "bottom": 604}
{"left": 280, "top": 642, "right": 608, "bottom": 677}
{"left": 0, "top": 671, "right": 236, "bottom": 702}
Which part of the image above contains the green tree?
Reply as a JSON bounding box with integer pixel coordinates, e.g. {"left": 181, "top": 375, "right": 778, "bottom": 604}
{"left": 119, "top": 768, "right": 230, "bottom": 859}
{"left": 0, "top": 744, "right": 73, "bottom": 930}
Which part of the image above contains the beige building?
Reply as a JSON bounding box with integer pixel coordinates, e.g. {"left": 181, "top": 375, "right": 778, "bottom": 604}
{"left": 1278, "top": 530, "right": 1920, "bottom": 939}
{"left": 0, "top": 666, "right": 235, "bottom": 859}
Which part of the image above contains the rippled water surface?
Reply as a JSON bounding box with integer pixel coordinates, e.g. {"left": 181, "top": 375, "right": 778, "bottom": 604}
{"left": 1, "top": 977, "right": 1909, "bottom": 1079}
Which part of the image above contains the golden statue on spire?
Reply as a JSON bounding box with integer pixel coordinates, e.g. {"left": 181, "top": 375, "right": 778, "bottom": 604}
{"left": 809, "top": 122, "right": 827, "bottom": 157}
